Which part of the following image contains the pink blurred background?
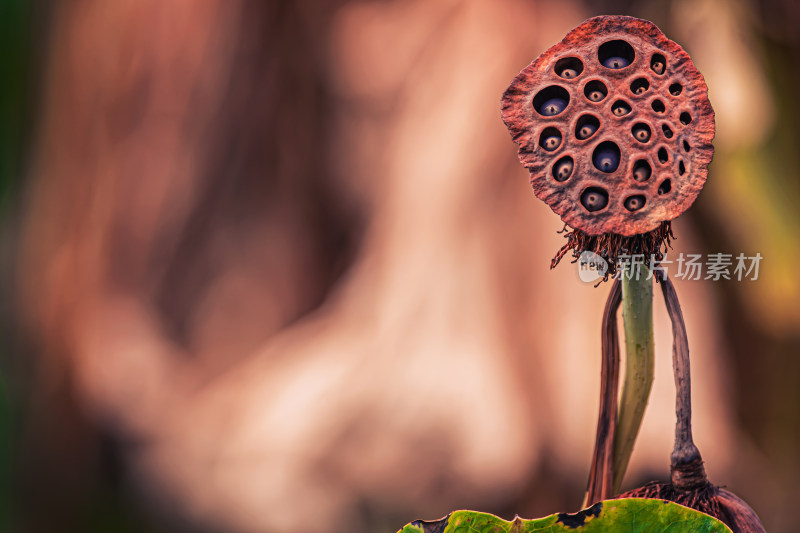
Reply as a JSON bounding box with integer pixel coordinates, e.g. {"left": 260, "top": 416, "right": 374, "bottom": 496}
{"left": 2, "top": 0, "right": 799, "bottom": 532}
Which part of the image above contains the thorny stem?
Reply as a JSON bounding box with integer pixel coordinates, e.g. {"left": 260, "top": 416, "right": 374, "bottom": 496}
{"left": 612, "top": 263, "right": 655, "bottom": 494}
{"left": 656, "top": 269, "right": 707, "bottom": 490}
{"left": 584, "top": 279, "right": 622, "bottom": 506}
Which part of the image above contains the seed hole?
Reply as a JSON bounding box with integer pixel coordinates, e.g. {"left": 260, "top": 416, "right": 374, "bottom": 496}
{"left": 658, "top": 179, "right": 672, "bottom": 195}
{"left": 555, "top": 57, "right": 584, "bottom": 79}
{"left": 683, "top": 140, "right": 691, "bottom": 152}
{"left": 657, "top": 147, "right": 669, "bottom": 163}
{"left": 584, "top": 80, "right": 608, "bottom": 103}
{"left": 678, "top": 160, "right": 686, "bottom": 175}
{"left": 680, "top": 112, "right": 692, "bottom": 125}
{"left": 553, "top": 156, "right": 574, "bottom": 182}
{"left": 662, "top": 124, "right": 673, "bottom": 139}
{"left": 633, "top": 160, "right": 652, "bottom": 182}
{"left": 575, "top": 114, "right": 600, "bottom": 140}
{"left": 581, "top": 187, "right": 609, "bottom": 212}
{"left": 630, "top": 78, "right": 650, "bottom": 95}
{"left": 592, "top": 141, "right": 621, "bottom": 173}
{"left": 539, "top": 127, "right": 562, "bottom": 152}
{"left": 632, "top": 123, "right": 651, "bottom": 143}
{"left": 612, "top": 100, "right": 632, "bottom": 117}
{"left": 598, "top": 40, "right": 635, "bottom": 69}
{"left": 650, "top": 53, "right": 666, "bottom": 75}
{"left": 669, "top": 83, "right": 683, "bottom": 96}
{"left": 651, "top": 99, "right": 665, "bottom": 113}
{"left": 624, "top": 195, "right": 646, "bottom": 212}
{"left": 532, "top": 86, "right": 570, "bottom": 117}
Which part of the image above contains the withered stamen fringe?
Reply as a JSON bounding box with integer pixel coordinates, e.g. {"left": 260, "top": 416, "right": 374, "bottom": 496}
{"left": 621, "top": 481, "right": 722, "bottom": 524}
{"left": 551, "top": 220, "right": 674, "bottom": 280}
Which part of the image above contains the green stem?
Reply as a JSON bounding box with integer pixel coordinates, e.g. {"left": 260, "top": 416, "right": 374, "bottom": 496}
{"left": 612, "top": 262, "right": 655, "bottom": 493}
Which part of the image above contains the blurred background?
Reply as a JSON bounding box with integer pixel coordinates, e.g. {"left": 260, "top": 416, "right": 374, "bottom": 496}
{"left": 1, "top": 0, "right": 799, "bottom": 531}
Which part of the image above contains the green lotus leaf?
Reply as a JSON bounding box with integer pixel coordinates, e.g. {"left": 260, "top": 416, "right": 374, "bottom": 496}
{"left": 398, "top": 498, "right": 732, "bottom": 533}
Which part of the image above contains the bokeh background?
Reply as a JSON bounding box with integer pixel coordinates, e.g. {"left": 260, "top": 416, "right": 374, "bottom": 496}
{"left": 1, "top": 0, "right": 799, "bottom": 531}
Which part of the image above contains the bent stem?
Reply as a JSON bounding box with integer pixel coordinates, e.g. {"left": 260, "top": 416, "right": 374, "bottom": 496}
{"left": 656, "top": 269, "right": 706, "bottom": 489}
{"left": 612, "top": 262, "right": 655, "bottom": 494}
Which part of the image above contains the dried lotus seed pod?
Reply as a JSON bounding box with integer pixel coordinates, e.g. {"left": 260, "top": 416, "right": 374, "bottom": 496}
{"left": 501, "top": 15, "right": 715, "bottom": 239}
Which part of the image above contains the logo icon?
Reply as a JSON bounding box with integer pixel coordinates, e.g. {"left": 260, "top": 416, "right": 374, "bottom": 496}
{"left": 578, "top": 251, "right": 608, "bottom": 283}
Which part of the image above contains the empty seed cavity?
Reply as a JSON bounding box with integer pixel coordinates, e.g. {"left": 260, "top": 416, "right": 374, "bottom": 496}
{"left": 662, "top": 124, "right": 673, "bottom": 138}
{"left": 624, "top": 195, "right": 646, "bottom": 212}
{"left": 657, "top": 146, "right": 669, "bottom": 163}
{"left": 555, "top": 57, "right": 584, "bottom": 79}
{"left": 683, "top": 139, "right": 691, "bottom": 152}
{"left": 584, "top": 80, "right": 608, "bottom": 103}
{"left": 632, "top": 123, "right": 652, "bottom": 143}
{"left": 553, "top": 156, "right": 574, "bottom": 182}
{"left": 658, "top": 179, "right": 672, "bottom": 195}
{"left": 678, "top": 160, "right": 686, "bottom": 175}
{"left": 651, "top": 99, "right": 665, "bottom": 113}
{"left": 612, "top": 100, "right": 632, "bottom": 117}
{"left": 669, "top": 82, "right": 683, "bottom": 96}
{"left": 533, "top": 86, "right": 570, "bottom": 116}
{"left": 680, "top": 112, "right": 692, "bottom": 125}
{"left": 630, "top": 78, "right": 650, "bottom": 95}
{"left": 650, "top": 53, "right": 666, "bottom": 75}
{"left": 575, "top": 114, "right": 600, "bottom": 140}
{"left": 539, "top": 127, "right": 562, "bottom": 151}
{"left": 581, "top": 187, "right": 609, "bottom": 212}
{"left": 598, "top": 40, "right": 635, "bottom": 69}
{"left": 592, "top": 141, "right": 621, "bottom": 173}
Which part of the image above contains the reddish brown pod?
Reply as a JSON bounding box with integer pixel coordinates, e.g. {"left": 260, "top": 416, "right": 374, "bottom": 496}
{"left": 502, "top": 16, "right": 714, "bottom": 238}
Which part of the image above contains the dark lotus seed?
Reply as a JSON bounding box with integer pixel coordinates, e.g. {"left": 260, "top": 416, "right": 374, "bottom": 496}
{"left": 554, "top": 158, "right": 574, "bottom": 181}
{"left": 593, "top": 148, "right": 619, "bottom": 172}
{"left": 578, "top": 124, "right": 598, "bottom": 140}
{"left": 581, "top": 188, "right": 609, "bottom": 211}
{"left": 602, "top": 56, "right": 630, "bottom": 69}
{"left": 612, "top": 102, "right": 631, "bottom": 116}
{"left": 585, "top": 192, "right": 604, "bottom": 208}
{"left": 588, "top": 90, "right": 604, "bottom": 102}
{"left": 630, "top": 78, "right": 650, "bottom": 95}
{"left": 561, "top": 68, "right": 578, "bottom": 79}
{"left": 651, "top": 61, "right": 664, "bottom": 74}
{"left": 633, "top": 162, "right": 651, "bottom": 182}
{"left": 624, "top": 195, "right": 646, "bottom": 211}
{"left": 633, "top": 125, "right": 651, "bottom": 142}
{"left": 541, "top": 97, "right": 567, "bottom": 116}
{"left": 542, "top": 135, "right": 561, "bottom": 151}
